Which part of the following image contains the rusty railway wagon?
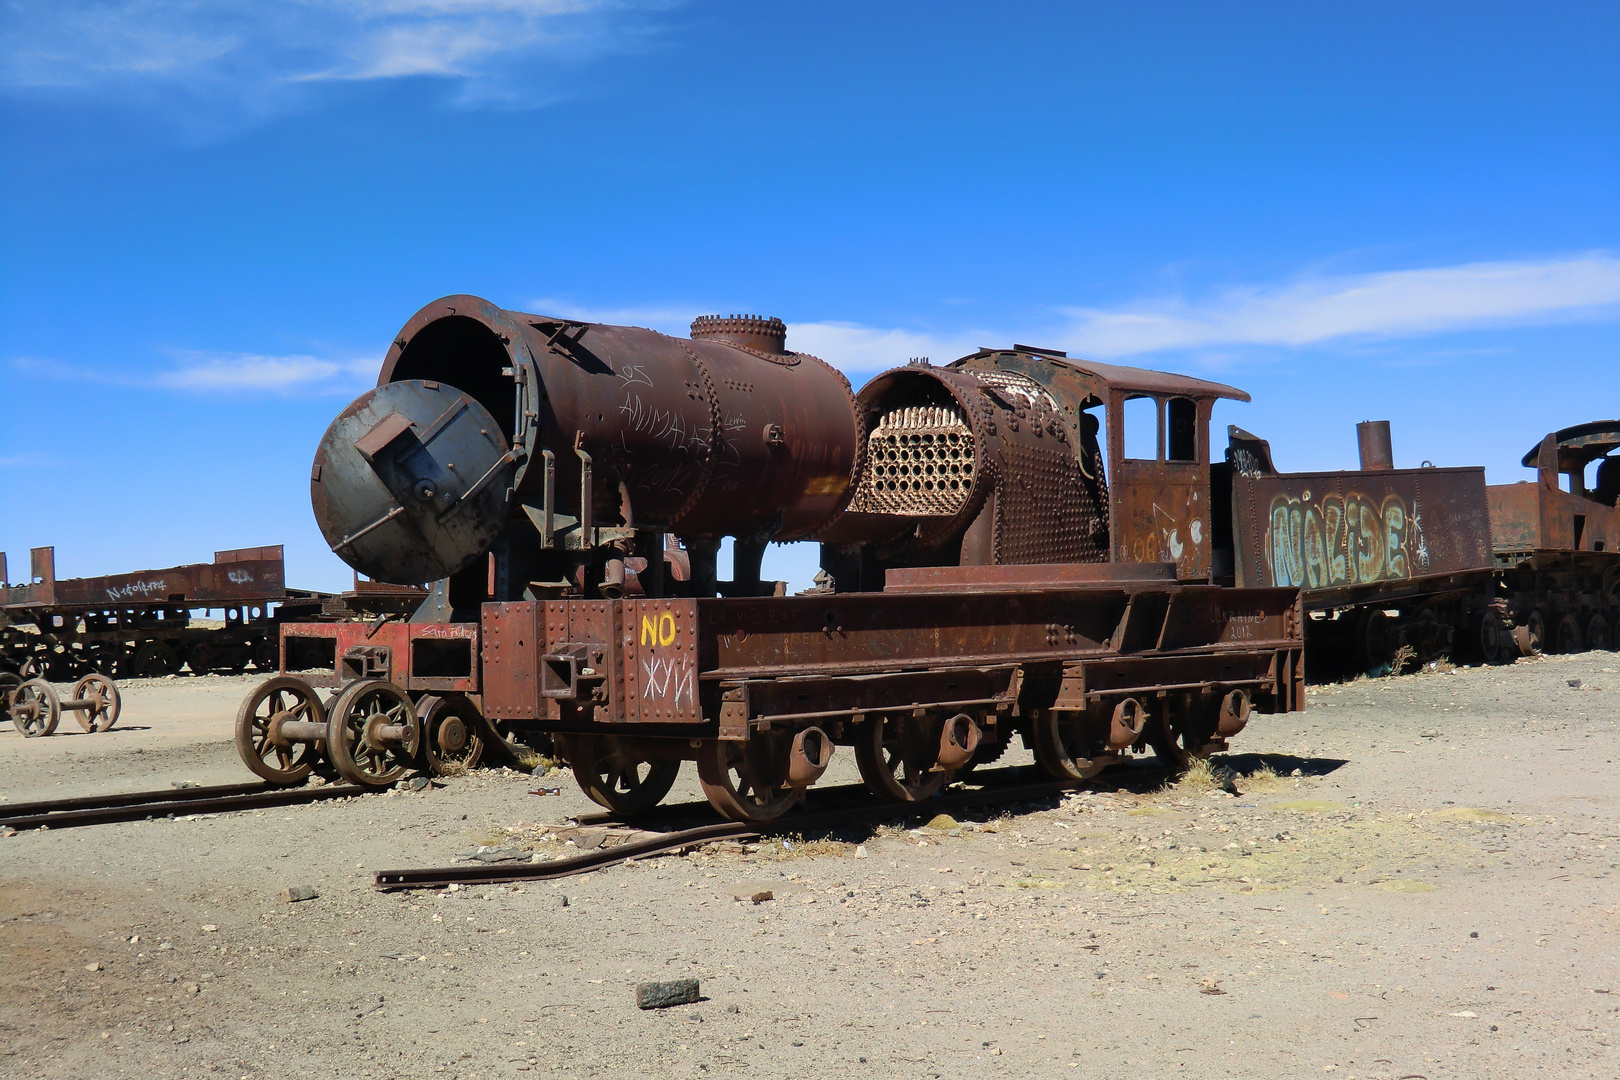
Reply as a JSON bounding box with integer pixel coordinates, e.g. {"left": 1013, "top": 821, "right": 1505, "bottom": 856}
{"left": 0, "top": 546, "right": 315, "bottom": 681}
{"left": 236, "top": 297, "right": 1305, "bottom": 821}
{"left": 0, "top": 547, "right": 425, "bottom": 682}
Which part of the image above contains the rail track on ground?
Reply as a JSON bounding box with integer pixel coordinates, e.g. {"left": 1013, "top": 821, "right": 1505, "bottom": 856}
{"left": 0, "top": 779, "right": 367, "bottom": 831}
{"left": 373, "top": 763, "right": 1172, "bottom": 892}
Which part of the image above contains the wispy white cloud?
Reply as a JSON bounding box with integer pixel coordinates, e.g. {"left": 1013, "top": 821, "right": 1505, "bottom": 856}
{"left": 1, "top": 1, "right": 677, "bottom": 115}
{"left": 12, "top": 352, "right": 378, "bottom": 395}
{"left": 1059, "top": 254, "right": 1620, "bottom": 357}
{"left": 545, "top": 252, "right": 1620, "bottom": 376}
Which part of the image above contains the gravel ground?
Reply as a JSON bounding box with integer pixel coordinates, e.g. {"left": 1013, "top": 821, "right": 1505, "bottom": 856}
{"left": 2, "top": 654, "right": 1618, "bottom": 1080}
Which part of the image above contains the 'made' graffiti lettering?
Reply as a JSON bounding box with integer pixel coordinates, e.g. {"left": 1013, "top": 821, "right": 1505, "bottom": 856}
{"left": 1264, "top": 492, "right": 1426, "bottom": 589}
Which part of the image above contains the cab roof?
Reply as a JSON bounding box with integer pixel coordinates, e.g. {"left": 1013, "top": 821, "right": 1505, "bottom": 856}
{"left": 954, "top": 347, "right": 1251, "bottom": 403}
{"left": 1521, "top": 420, "right": 1620, "bottom": 470}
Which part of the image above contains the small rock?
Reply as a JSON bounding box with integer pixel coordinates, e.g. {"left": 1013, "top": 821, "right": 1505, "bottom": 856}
{"left": 200, "top": 924, "right": 218, "bottom": 933}
{"left": 636, "top": 979, "right": 700, "bottom": 1009}
{"left": 1290, "top": 768, "right": 1302, "bottom": 777}
{"left": 725, "top": 1004, "right": 740, "bottom": 1014}
{"left": 751, "top": 891, "right": 774, "bottom": 904}
{"left": 1420, "top": 729, "right": 1441, "bottom": 739}
{"left": 185, "top": 983, "right": 200, "bottom": 994}
{"left": 1470, "top": 931, "right": 1479, "bottom": 938}
{"left": 171, "top": 780, "right": 199, "bottom": 790}
{"left": 306, "top": 775, "right": 328, "bottom": 788}
{"left": 281, "top": 885, "right": 319, "bottom": 904}
{"left": 447, "top": 883, "right": 462, "bottom": 892}
{"left": 1, "top": 828, "right": 16, "bottom": 838}
{"left": 558, "top": 895, "right": 569, "bottom": 908}
{"left": 1568, "top": 679, "right": 1582, "bottom": 689}
{"left": 854, "top": 845, "right": 868, "bottom": 859}
{"left": 85, "top": 962, "right": 101, "bottom": 971}
{"left": 408, "top": 776, "right": 430, "bottom": 791}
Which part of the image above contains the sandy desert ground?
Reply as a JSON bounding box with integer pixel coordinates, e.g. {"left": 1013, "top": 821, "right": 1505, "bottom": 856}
{"left": 2, "top": 653, "right": 1618, "bottom": 1080}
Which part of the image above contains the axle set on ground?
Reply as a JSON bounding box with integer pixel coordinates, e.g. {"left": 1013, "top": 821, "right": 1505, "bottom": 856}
{"left": 1, "top": 670, "right": 121, "bottom": 738}
{"left": 234, "top": 676, "right": 485, "bottom": 788}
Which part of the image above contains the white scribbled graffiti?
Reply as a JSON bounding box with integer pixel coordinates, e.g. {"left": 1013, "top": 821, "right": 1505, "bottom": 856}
{"left": 106, "top": 579, "right": 166, "bottom": 601}
{"left": 640, "top": 655, "right": 695, "bottom": 709}
{"left": 226, "top": 569, "right": 255, "bottom": 585}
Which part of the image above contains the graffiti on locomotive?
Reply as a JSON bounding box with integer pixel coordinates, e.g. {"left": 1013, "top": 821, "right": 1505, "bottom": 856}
{"left": 1264, "top": 490, "right": 1430, "bottom": 589}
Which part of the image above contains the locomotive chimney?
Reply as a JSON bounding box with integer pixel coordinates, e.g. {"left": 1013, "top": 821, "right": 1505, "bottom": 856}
{"left": 1357, "top": 420, "right": 1394, "bottom": 471}
{"left": 690, "top": 314, "right": 788, "bottom": 355}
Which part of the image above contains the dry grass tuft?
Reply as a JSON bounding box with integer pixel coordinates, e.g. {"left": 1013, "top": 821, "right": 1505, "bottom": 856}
{"left": 1171, "top": 757, "right": 1220, "bottom": 794}
{"left": 759, "top": 834, "right": 857, "bottom": 859}
{"left": 1239, "top": 762, "right": 1283, "bottom": 793}
{"left": 435, "top": 759, "right": 470, "bottom": 778}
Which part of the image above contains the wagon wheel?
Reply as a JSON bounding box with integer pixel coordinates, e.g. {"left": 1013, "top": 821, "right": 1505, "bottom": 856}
{"left": 417, "top": 694, "right": 489, "bottom": 776}
{"left": 0, "top": 672, "right": 19, "bottom": 722}
{"left": 566, "top": 733, "right": 680, "bottom": 815}
{"left": 131, "top": 641, "right": 180, "bottom": 678}
{"left": 326, "top": 679, "right": 420, "bottom": 789}
{"left": 233, "top": 676, "right": 326, "bottom": 785}
{"left": 1147, "top": 697, "right": 1217, "bottom": 774}
{"left": 1512, "top": 609, "right": 1546, "bottom": 657}
{"left": 697, "top": 735, "right": 802, "bottom": 823}
{"left": 72, "top": 674, "right": 122, "bottom": 732}
{"left": 11, "top": 679, "right": 61, "bottom": 738}
{"left": 1032, "top": 710, "right": 1112, "bottom": 781}
{"left": 853, "top": 714, "right": 950, "bottom": 802}
{"left": 1584, "top": 614, "right": 1611, "bottom": 652}
{"left": 187, "top": 644, "right": 216, "bottom": 676}
{"left": 1553, "top": 613, "right": 1584, "bottom": 655}
{"left": 1355, "top": 608, "right": 1396, "bottom": 671}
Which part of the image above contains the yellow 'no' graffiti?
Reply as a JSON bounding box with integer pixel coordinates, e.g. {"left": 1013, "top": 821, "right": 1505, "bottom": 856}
{"left": 640, "top": 611, "right": 677, "bottom": 647}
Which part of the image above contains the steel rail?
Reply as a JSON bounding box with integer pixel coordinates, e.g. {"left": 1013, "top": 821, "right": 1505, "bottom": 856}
{"left": 373, "top": 772, "right": 1105, "bottom": 891}
{"left": 0, "top": 782, "right": 365, "bottom": 830}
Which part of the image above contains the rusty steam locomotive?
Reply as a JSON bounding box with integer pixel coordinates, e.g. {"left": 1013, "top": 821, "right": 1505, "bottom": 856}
{"left": 232, "top": 294, "right": 1616, "bottom": 821}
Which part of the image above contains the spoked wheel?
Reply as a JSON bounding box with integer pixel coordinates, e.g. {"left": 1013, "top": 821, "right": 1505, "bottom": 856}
{"left": 187, "top": 645, "right": 216, "bottom": 676}
{"left": 1032, "top": 710, "right": 1113, "bottom": 781}
{"left": 1513, "top": 609, "right": 1546, "bottom": 657}
{"left": 697, "top": 735, "right": 802, "bottom": 823}
{"left": 11, "top": 680, "right": 61, "bottom": 738}
{"left": 1147, "top": 697, "right": 1216, "bottom": 775}
{"left": 854, "top": 714, "right": 950, "bottom": 802}
{"left": 1355, "top": 608, "right": 1396, "bottom": 671}
{"left": 234, "top": 676, "right": 327, "bottom": 785}
{"left": 1554, "top": 614, "right": 1584, "bottom": 655}
{"left": 72, "top": 674, "right": 122, "bottom": 732}
{"left": 566, "top": 734, "right": 680, "bottom": 815}
{"left": 327, "top": 679, "right": 420, "bottom": 788}
{"left": 131, "top": 641, "right": 180, "bottom": 678}
{"left": 418, "top": 694, "right": 489, "bottom": 776}
{"left": 1584, "top": 615, "right": 1610, "bottom": 652}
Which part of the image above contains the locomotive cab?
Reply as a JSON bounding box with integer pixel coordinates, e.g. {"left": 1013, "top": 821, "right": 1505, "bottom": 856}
{"left": 956, "top": 348, "right": 1249, "bottom": 581}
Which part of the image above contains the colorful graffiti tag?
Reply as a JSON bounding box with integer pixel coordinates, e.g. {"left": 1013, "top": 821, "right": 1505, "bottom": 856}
{"left": 1264, "top": 491, "right": 1430, "bottom": 589}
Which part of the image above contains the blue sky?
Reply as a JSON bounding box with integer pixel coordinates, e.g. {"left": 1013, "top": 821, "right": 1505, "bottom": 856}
{"left": 2, "top": 1, "right": 1617, "bottom": 594}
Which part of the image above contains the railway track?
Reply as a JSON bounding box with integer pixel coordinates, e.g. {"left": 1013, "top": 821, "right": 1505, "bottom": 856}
{"left": 0, "top": 779, "right": 366, "bottom": 831}
{"left": 373, "top": 764, "right": 1167, "bottom": 892}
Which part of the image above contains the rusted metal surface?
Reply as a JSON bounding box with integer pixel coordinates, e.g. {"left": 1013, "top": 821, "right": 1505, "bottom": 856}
{"left": 0, "top": 782, "right": 364, "bottom": 831}
{"left": 1, "top": 545, "right": 286, "bottom": 610}
{"left": 0, "top": 545, "right": 318, "bottom": 681}
{"left": 1485, "top": 422, "right": 1620, "bottom": 656}
{"left": 883, "top": 563, "right": 1175, "bottom": 593}
{"left": 280, "top": 620, "right": 479, "bottom": 693}
{"left": 1488, "top": 424, "right": 1620, "bottom": 556}
{"left": 1227, "top": 465, "right": 1495, "bottom": 608}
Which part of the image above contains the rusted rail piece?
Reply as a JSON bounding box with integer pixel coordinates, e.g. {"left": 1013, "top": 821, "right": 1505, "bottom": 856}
{"left": 373, "top": 769, "right": 1100, "bottom": 891}
{"left": 0, "top": 782, "right": 364, "bottom": 831}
